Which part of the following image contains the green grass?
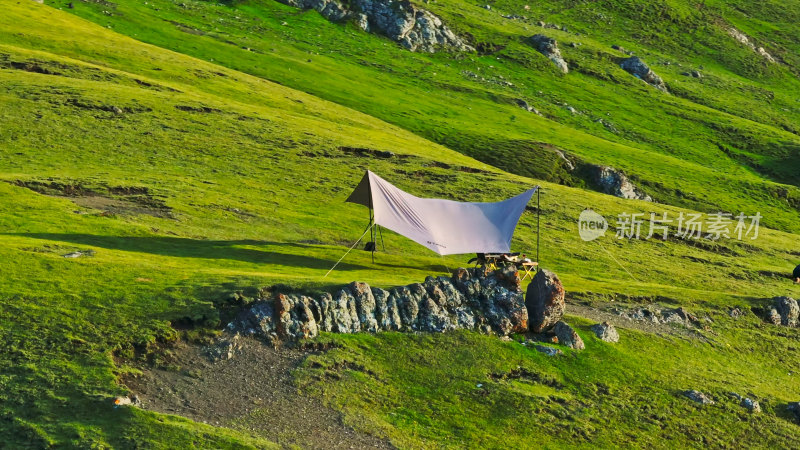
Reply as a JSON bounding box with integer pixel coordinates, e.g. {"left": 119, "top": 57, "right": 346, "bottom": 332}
{"left": 0, "top": 0, "right": 800, "bottom": 447}
{"left": 49, "top": 0, "right": 800, "bottom": 231}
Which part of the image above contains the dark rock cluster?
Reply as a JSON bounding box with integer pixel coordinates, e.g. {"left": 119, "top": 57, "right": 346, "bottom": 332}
{"left": 228, "top": 266, "right": 528, "bottom": 344}
{"left": 276, "top": 0, "right": 474, "bottom": 52}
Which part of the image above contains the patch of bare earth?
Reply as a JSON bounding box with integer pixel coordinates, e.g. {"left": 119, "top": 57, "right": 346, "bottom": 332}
{"left": 122, "top": 337, "right": 393, "bottom": 449}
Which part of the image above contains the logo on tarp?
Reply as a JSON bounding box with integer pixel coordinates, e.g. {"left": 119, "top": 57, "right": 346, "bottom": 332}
{"left": 579, "top": 209, "right": 608, "bottom": 242}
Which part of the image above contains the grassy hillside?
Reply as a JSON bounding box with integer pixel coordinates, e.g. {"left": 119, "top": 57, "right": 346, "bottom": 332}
{"left": 49, "top": 0, "right": 800, "bottom": 232}
{"left": 1, "top": 0, "right": 799, "bottom": 447}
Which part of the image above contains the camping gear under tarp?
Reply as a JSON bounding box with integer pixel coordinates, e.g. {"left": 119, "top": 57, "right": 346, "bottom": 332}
{"left": 345, "top": 170, "right": 538, "bottom": 255}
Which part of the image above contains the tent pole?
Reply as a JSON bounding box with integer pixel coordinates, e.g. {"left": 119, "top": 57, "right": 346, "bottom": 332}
{"left": 378, "top": 224, "right": 385, "bottom": 251}
{"left": 536, "top": 188, "right": 540, "bottom": 265}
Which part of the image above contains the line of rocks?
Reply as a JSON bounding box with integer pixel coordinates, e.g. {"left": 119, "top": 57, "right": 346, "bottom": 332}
{"left": 227, "top": 266, "right": 527, "bottom": 346}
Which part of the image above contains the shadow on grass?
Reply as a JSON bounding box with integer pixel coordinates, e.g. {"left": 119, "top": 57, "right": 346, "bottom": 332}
{"left": 12, "top": 233, "right": 369, "bottom": 271}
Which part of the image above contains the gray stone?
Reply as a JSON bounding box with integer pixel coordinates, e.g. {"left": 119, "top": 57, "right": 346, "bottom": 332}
{"left": 553, "top": 321, "right": 584, "bottom": 350}
{"left": 349, "top": 282, "right": 379, "bottom": 332}
{"left": 684, "top": 390, "right": 715, "bottom": 405}
{"left": 525, "top": 269, "right": 565, "bottom": 333}
{"left": 534, "top": 345, "right": 562, "bottom": 356}
{"left": 528, "top": 34, "right": 568, "bottom": 73}
{"left": 741, "top": 397, "right": 761, "bottom": 413}
{"left": 772, "top": 297, "right": 799, "bottom": 327}
{"left": 591, "top": 321, "right": 619, "bottom": 343}
{"left": 619, "top": 56, "right": 667, "bottom": 92}
{"left": 590, "top": 165, "right": 652, "bottom": 201}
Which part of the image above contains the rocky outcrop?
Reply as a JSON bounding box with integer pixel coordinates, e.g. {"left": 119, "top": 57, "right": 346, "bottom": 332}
{"left": 589, "top": 165, "right": 652, "bottom": 201}
{"left": 525, "top": 269, "right": 565, "bottom": 333}
{"left": 727, "top": 27, "right": 776, "bottom": 63}
{"left": 528, "top": 34, "right": 568, "bottom": 73}
{"left": 228, "top": 266, "right": 527, "bottom": 344}
{"left": 553, "top": 321, "right": 584, "bottom": 350}
{"left": 619, "top": 56, "right": 667, "bottom": 92}
{"left": 765, "top": 297, "right": 799, "bottom": 327}
{"left": 276, "top": 0, "right": 474, "bottom": 52}
{"left": 591, "top": 321, "right": 619, "bottom": 343}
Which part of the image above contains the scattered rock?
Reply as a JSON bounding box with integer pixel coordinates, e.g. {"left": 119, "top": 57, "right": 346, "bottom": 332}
{"left": 729, "top": 307, "right": 744, "bottom": 318}
{"left": 525, "top": 269, "right": 565, "bottom": 333}
{"left": 764, "top": 297, "right": 799, "bottom": 327}
{"left": 276, "top": 0, "right": 474, "bottom": 52}
{"left": 113, "top": 396, "right": 141, "bottom": 408}
{"left": 483, "top": 4, "right": 491, "bottom": 10}
{"left": 111, "top": 105, "right": 124, "bottom": 115}
{"left": 534, "top": 345, "right": 562, "bottom": 356}
{"left": 615, "top": 306, "right": 701, "bottom": 327}
{"left": 514, "top": 98, "right": 539, "bottom": 114}
{"left": 229, "top": 267, "right": 529, "bottom": 342}
{"left": 619, "top": 56, "right": 667, "bottom": 92}
{"left": 684, "top": 389, "right": 715, "bottom": 405}
{"left": 528, "top": 34, "right": 569, "bottom": 73}
{"left": 741, "top": 397, "right": 761, "bottom": 413}
{"left": 553, "top": 321, "right": 584, "bottom": 350}
{"left": 591, "top": 321, "right": 619, "bottom": 343}
{"left": 728, "top": 27, "right": 776, "bottom": 63}
{"left": 565, "top": 105, "right": 577, "bottom": 114}
{"left": 589, "top": 165, "right": 652, "bottom": 201}
{"left": 205, "top": 333, "right": 242, "bottom": 361}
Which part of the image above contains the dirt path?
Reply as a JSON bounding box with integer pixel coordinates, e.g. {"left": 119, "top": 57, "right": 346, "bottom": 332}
{"left": 123, "top": 338, "right": 393, "bottom": 449}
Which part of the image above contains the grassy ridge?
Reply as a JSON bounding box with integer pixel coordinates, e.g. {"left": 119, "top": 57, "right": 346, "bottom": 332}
{"left": 0, "top": 0, "right": 799, "bottom": 447}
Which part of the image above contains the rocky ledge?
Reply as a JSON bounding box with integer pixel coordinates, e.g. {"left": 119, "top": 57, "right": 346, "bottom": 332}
{"left": 276, "top": 0, "right": 474, "bottom": 52}
{"left": 227, "top": 266, "right": 529, "bottom": 345}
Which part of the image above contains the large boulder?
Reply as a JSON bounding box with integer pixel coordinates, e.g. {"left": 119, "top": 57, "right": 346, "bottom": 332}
{"left": 619, "top": 56, "right": 667, "bottom": 92}
{"left": 528, "top": 34, "right": 569, "bottom": 73}
{"left": 525, "top": 269, "right": 565, "bottom": 333}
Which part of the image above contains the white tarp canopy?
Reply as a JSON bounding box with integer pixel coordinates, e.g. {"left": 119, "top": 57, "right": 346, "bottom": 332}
{"left": 346, "top": 170, "right": 538, "bottom": 255}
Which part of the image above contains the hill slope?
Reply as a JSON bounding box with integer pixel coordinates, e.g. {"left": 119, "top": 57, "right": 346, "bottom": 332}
{"left": 1, "top": 0, "right": 799, "bottom": 447}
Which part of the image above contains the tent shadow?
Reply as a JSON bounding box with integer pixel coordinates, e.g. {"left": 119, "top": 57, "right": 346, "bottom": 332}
{"left": 11, "top": 233, "right": 369, "bottom": 271}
